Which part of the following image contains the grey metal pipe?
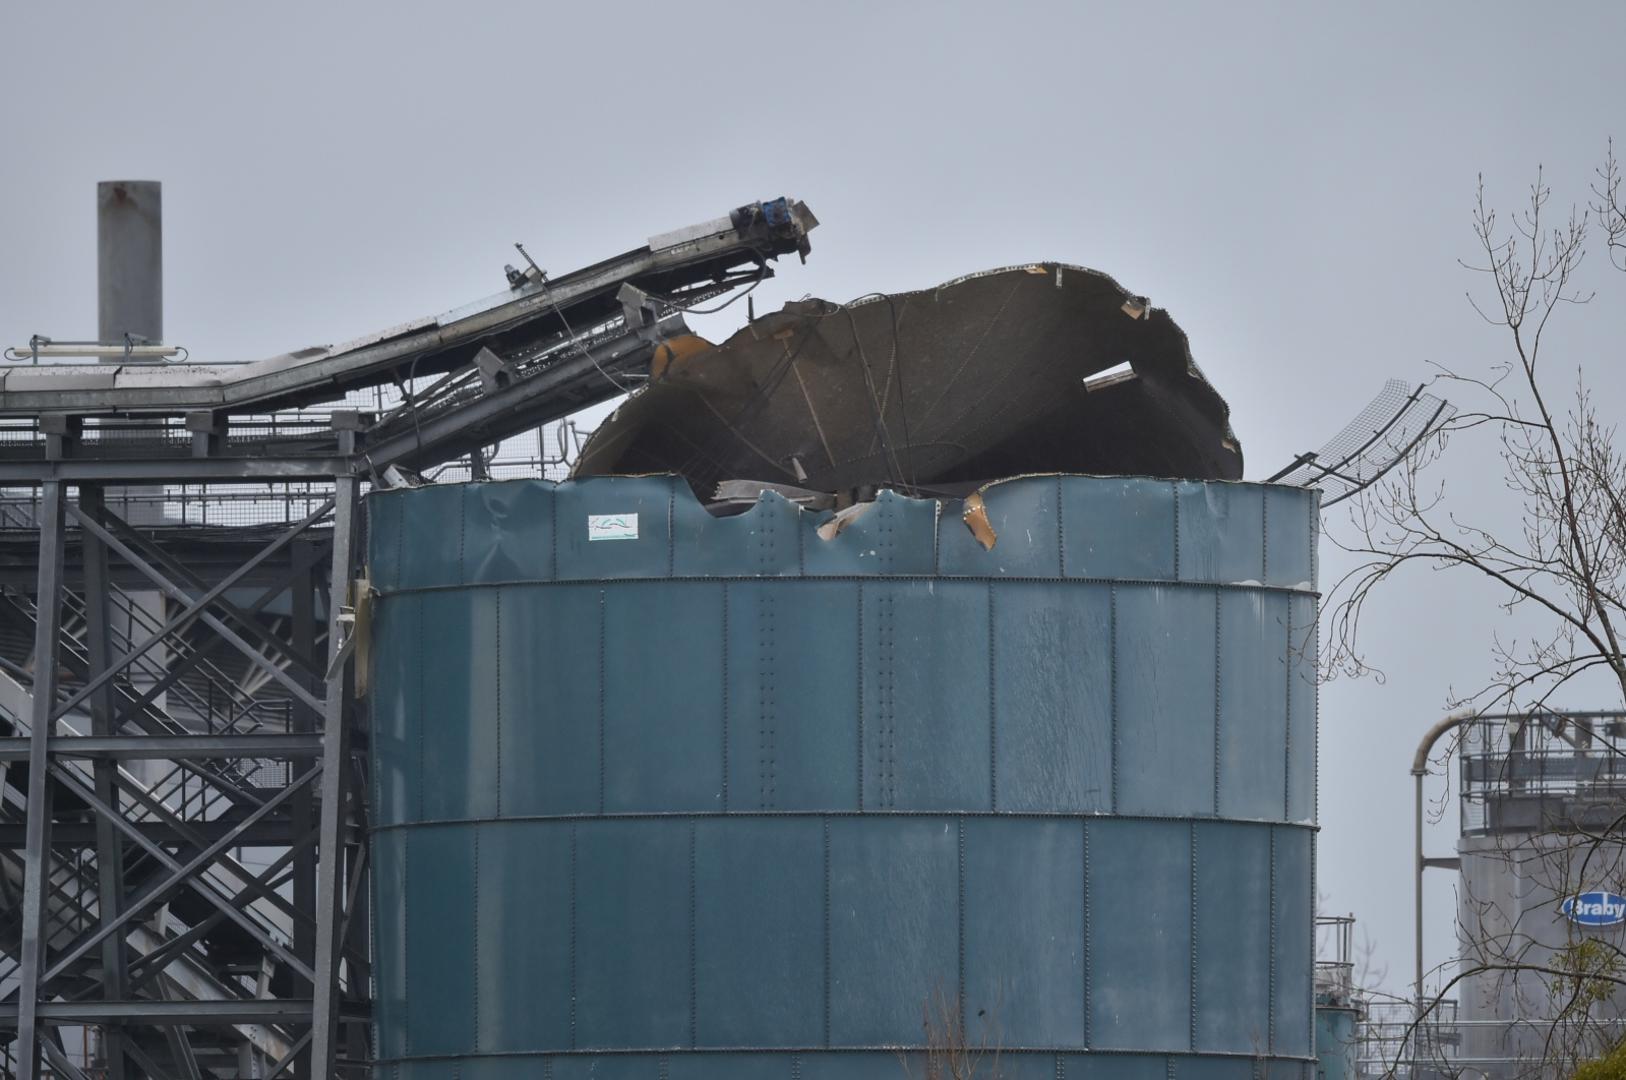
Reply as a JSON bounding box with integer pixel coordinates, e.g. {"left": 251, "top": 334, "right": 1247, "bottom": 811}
{"left": 1413, "top": 709, "right": 1476, "bottom": 1016}
{"left": 97, "top": 181, "right": 162, "bottom": 350}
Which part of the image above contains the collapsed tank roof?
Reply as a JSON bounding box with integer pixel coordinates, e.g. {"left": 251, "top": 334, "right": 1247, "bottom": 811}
{"left": 573, "top": 262, "right": 1241, "bottom": 501}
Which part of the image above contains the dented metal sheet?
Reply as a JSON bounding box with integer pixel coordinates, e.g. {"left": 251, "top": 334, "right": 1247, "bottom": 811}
{"left": 573, "top": 262, "right": 1242, "bottom": 499}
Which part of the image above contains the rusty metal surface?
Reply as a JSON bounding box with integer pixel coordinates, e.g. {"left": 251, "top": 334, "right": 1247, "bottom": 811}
{"left": 573, "top": 263, "right": 1241, "bottom": 499}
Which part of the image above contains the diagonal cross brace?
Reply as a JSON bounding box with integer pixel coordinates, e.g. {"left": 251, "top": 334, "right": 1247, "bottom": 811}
{"left": 62, "top": 504, "right": 329, "bottom": 716}
{"left": 42, "top": 762, "right": 320, "bottom": 987}
{"left": 52, "top": 497, "right": 335, "bottom": 722}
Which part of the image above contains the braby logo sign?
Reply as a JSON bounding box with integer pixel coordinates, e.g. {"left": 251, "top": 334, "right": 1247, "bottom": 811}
{"left": 1560, "top": 891, "right": 1626, "bottom": 927}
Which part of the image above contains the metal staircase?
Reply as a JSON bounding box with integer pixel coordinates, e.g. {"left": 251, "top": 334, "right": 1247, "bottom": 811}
{"left": 0, "top": 574, "right": 317, "bottom": 1075}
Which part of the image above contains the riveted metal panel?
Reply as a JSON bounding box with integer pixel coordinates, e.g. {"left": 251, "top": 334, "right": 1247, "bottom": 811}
{"left": 369, "top": 593, "right": 415, "bottom": 828}
{"left": 553, "top": 475, "right": 677, "bottom": 580}
{"left": 416, "top": 589, "right": 499, "bottom": 821}
{"left": 1058, "top": 1052, "right": 1169, "bottom": 1079}
{"left": 991, "top": 582, "right": 1113, "bottom": 813}
{"left": 1287, "top": 593, "right": 1319, "bottom": 825}
{"left": 1177, "top": 482, "right": 1266, "bottom": 584}
{"left": 369, "top": 827, "right": 408, "bottom": 1060}
{"left": 667, "top": 1053, "right": 797, "bottom": 1079}
{"left": 402, "top": 825, "right": 476, "bottom": 1056}
{"left": 693, "top": 819, "right": 825, "bottom": 1047}
{"left": 962, "top": 818, "right": 1086, "bottom": 1048}
{"left": 603, "top": 583, "right": 724, "bottom": 812}
{"left": 494, "top": 584, "right": 603, "bottom": 816}
{"left": 1058, "top": 477, "right": 1177, "bottom": 580}
{"left": 1115, "top": 585, "right": 1217, "bottom": 817}
{"left": 937, "top": 475, "right": 1062, "bottom": 577}
{"left": 802, "top": 490, "right": 938, "bottom": 577}
{"left": 468, "top": 479, "right": 558, "bottom": 584}
{"left": 367, "top": 475, "right": 1320, "bottom": 1078}
{"left": 1271, "top": 826, "right": 1315, "bottom": 1057}
{"left": 573, "top": 819, "right": 693, "bottom": 1049}
{"left": 1194, "top": 822, "right": 1272, "bottom": 1053}
{"left": 1088, "top": 819, "right": 1192, "bottom": 1052}
{"left": 827, "top": 816, "right": 959, "bottom": 1045}
{"left": 1217, "top": 590, "right": 1289, "bottom": 821}
{"left": 475, "top": 822, "right": 572, "bottom": 1053}
{"left": 1264, "top": 485, "right": 1315, "bottom": 589}
{"left": 725, "top": 582, "right": 861, "bottom": 811}
{"left": 673, "top": 489, "right": 805, "bottom": 577}
{"left": 859, "top": 582, "right": 991, "bottom": 811}
{"left": 381, "top": 482, "right": 467, "bottom": 590}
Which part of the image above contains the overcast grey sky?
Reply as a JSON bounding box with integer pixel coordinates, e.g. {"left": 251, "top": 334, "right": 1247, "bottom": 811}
{"left": 4, "top": 1, "right": 1624, "bottom": 996}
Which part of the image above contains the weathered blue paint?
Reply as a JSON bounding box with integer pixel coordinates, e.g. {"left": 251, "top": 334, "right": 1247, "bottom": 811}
{"left": 367, "top": 474, "right": 1320, "bottom": 1079}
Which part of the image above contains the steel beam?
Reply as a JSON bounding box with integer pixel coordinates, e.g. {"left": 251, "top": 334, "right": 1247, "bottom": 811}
{"left": 78, "top": 484, "right": 130, "bottom": 1080}
{"left": 310, "top": 475, "right": 359, "bottom": 1075}
{"left": 0, "top": 732, "right": 324, "bottom": 760}
{"left": 16, "top": 480, "right": 66, "bottom": 1080}
{"left": 292, "top": 536, "right": 318, "bottom": 1080}
{"left": 0, "top": 999, "right": 319, "bottom": 1025}
{"left": 0, "top": 456, "right": 354, "bottom": 484}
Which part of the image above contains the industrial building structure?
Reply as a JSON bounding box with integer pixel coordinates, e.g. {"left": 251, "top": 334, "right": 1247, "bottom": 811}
{"left": 0, "top": 181, "right": 1485, "bottom": 1079}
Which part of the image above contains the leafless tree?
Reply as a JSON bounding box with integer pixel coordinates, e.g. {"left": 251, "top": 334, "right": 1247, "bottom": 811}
{"left": 1325, "top": 146, "right": 1626, "bottom": 1078}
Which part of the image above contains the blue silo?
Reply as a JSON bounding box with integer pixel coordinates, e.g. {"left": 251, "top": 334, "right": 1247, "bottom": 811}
{"left": 366, "top": 473, "right": 1319, "bottom": 1079}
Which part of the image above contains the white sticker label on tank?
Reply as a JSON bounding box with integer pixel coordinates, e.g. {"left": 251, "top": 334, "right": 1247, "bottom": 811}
{"left": 587, "top": 513, "right": 639, "bottom": 541}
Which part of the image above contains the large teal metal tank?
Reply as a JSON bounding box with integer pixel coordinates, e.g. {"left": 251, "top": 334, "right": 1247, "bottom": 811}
{"left": 366, "top": 474, "right": 1319, "bottom": 1079}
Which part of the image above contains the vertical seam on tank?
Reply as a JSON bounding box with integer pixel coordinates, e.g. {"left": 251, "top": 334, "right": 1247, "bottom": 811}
{"left": 721, "top": 585, "right": 730, "bottom": 812}
{"left": 884, "top": 585, "right": 897, "bottom": 806}
{"left": 1188, "top": 821, "right": 1198, "bottom": 1053}
{"left": 598, "top": 588, "right": 607, "bottom": 815}
{"left": 544, "top": 1058, "right": 553, "bottom": 1080}
{"left": 1171, "top": 480, "right": 1181, "bottom": 580}
{"left": 689, "top": 820, "right": 698, "bottom": 1048}
{"left": 667, "top": 480, "right": 676, "bottom": 577}
{"left": 457, "top": 486, "right": 467, "bottom": 584}
{"left": 856, "top": 582, "right": 865, "bottom": 812}
{"left": 1268, "top": 826, "right": 1278, "bottom": 1055}
{"left": 1308, "top": 829, "right": 1318, "bottom": 1056}
{"left": 472, "top": 824, "right": 481, "bottom": 1050}
{"left": 568, "top": 822, "right": 578, "bottom": 1050}
{"left": 495, "top": 589, "right": 503, "bottom": 818}
{"left": 1284, "top": 601, "right": 1294, "bottom": 822}
{"left": 392, "top": 494, "right": 403, "bottom": 593}
{"left": 415, "top": 595, "right": 425, "bottom": 822}
{"left": 659, "top": 1056, "right": 670, "bottom": 1080}
{"left": 793, "top": 1054, "right": 803, "bottom": 1080}
{"left": 1213, "top": 589, "right": 1222, "bottom": 818}
{"left": 549, "top": 482, "right": 558, "bottom": 580}
{"left": 1109, "top": 585, "right": 1119, "bottom": 814}
{"left": 931, "top": 498, "right": 942, "bottom": 574}
{"left": 1307, "top": 614, "right": 1320, "bottom": 826}
{"left": 1082, "top": 818, "right": 1091, "bottom": 1049}
{"left": 1055, "top": 1051, "right": 1064, "bottom": 1080}
{"left": 957, "top": 815, "right": 967, "bottom": 1035}
{"left": 823, "top": 816, "right": 832, "bottom": 1048}
{"left": 988, "top": 582, "right": 997, "bottom": 812}
{"left": 1056, "top": 475, "right": 1067, "bottom": 576}
{"left": 1166, "top": 1054, "right": 1176, "bottom": 1080}
{"left": 401, "top": 825, "right": 412, "bottom": 1057}
{"left": 1261, "top": 488, "right": 1270, "bottom": 584}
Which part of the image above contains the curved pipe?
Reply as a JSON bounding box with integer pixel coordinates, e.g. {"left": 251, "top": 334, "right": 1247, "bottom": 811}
{"left": 1413, "top": 709, "right": 1476, "bottom": 1015}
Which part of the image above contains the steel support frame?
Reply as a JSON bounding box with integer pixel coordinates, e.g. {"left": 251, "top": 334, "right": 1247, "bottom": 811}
{"left": 4, "top": 457, "right": 368, "bottom": 1078}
